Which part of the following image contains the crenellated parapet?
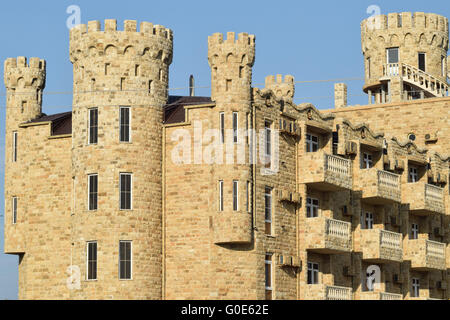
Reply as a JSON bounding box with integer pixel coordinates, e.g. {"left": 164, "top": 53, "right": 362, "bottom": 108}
{"left": 264, "top": 74, "right": 295, "bottom": 102}
{"left": 4, "top": 57, "right": 46, "bottom": 91}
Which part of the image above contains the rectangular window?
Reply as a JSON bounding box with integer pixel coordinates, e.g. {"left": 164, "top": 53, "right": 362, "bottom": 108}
{"left": 411, "top": 223, "right": 419, "bottom": 240}
{"left": 367, "top": 57, "right": 371, "bottom": 78}
{"left": 233, "top": 180, "right": 239, "bottom": 211}
{"left": 265, "top": 121, "right": 272, "bottom": 168}
{"left": 418, "top": 53, "right": 426, "bottom": 72}
{"left": 120, "top": 173, "right": 132, "bottom": 210}
{"left": 89, "top": 108, "right": 98, "bottom": 144}
{"left": 306, "top": 134, "right": 319, "bottom": 153}
{"left": 119, "top": 241, "right": 132, "bottom": 280}
{"left": 362, "top": 152, "right": 373, "bottom": 169}
{"left": 233, "top": 112, "right": 238, "bottom": 144}
{"left": 265, "top": 187, "right": 273, "bottom": 235}
{"left": 387, "top": 47, "right": 399, "bottom": 64}
{"left": 220, "top": 112, "right": 225, "bottom": 144}
{"left": 246, "top": 181, "right": 252, "bottom": 213}
{"left": 87, "top": 242, "right": 97, "bottom": 281}
{"left": 12, "top": 131, "right": 17, "bottom": 162}
{"left": 412, "top": 278, "right": 420, "bottom": 298}
{"left": 12, "top": 197, "right": 17, "bottom": 224}
{"left": 219, "top": 180, "right": 224, "bottom": 212}
{"left": 120, "top": 107, "right": 131, "bottom": 142}
{"left": 442, "top": 56, "right": 446, "bottom": 77}
{"left": 363, "top": 212, "right": 374, "bottom": 230}
{"left": 306, "top": 198, "right": 319, "bottom": 218}
{"left": 88, "top": 174, "right": 98, "bottom": 211}
{"left": 307, "top": 262, "right": 319, "bottom": 285}
{"left": 409, "top": 166, "right": 418, "bottom": 183}
{"left": 265, "top": 254, "right": 273, "bottom": 300}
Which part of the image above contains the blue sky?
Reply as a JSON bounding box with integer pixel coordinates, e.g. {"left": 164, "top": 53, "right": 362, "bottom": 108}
{"left": 1, "top": 0, "right": 449, "bottom": 300}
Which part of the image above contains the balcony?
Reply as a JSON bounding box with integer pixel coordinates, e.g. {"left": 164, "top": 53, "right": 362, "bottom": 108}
{"left": 305, "top": 285, "right": 353, "bottom": 300}
{"left": 360, "top": 229, "right": 403, "bottom": 263}
{"left": 305, "top": 217, "right": 352, "bottom": 254}
{"left": 402, "top": 183, "right": 445, "bottom": 215}
{"left": 359, "top": 169, "right": 401, "bottom": 204}
{"left": 360, "top": 292, "right": 403, "bottom": 300}
{"left": 405, "top": 239, "right": 446, "bottom": 271}
{"left": 212, "top": 211, "right": 252, "bottom": 245}
{"left": 300, "top": 152, "right": 352, "bottom": 191}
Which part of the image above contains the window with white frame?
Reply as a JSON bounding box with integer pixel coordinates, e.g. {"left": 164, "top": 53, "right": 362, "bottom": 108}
{"left": 265, "top": 187, "right": 273, "bottom": 235}
{"left": 233, "top": 180, "right": 239, "bottom": 211}
{"left": 87, "top": 241, "right": 97, "bottom": 280}
{"left": 220, "top": 112, "right": 225, "bottom": 144}
{"left": 306, "top": 134, "right": 319, "bottom": 153}
{"left": 306, "top": 198, "right": 319, "bottom": 218}
{"left": 12, "top": 197, "right": 17, "bottom": 224}
{"left": 119, "top": 241, "right": 132, "bottom": 280}
{"left": 12, "top": 131, "right": 18, "bottom": 162}
{"left": 412, "top": 278, "right": 420, "bottom": 297}
{"left": 119, "top": 173, "right": 132, "bottom": 210}
{"left": 89, "top": 108, "right": 98, "bottom": 144}
{"left": 119, "top": 107, "right": 131, "bottom": 142}
{"left": 409, "top": 166, "right": 418, "bottom": 183}
{"left": 307, "top": 262, "right": 319, "bottom": 284}
{"left": 88, "top": 174, "right": 98, "bottom": 211}
{"left": 233, "top": 112, "right": 238, "bottom": 144}
{"left": 218, "top": 180, "right": 224, "bottom": 212}
{"left": 264, "top": 121, "right": 272, "bottom": 168}
{"left": 265, "top": 254, "right": 273, "bottom": 300}
{"left": 361, "top": 152, "right": 373, "bottom": 169}
{"left": 411, "top": 223, "right": 419, "bottom": 240}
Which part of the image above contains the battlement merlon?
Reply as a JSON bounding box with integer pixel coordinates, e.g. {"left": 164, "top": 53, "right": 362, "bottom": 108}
{"left": 69, "top": 20, "right": 173, "bottom": 64}
{"left": 4, "top": 57, "right": 46, "bottom": 90}
{"left": 207, "top": 32, "right": 256, "bottom": 68}
{"left": 361, "top": 12, "right": 449, "bottom": 34}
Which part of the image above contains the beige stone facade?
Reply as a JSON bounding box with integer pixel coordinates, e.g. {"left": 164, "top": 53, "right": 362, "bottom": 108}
{"left": 3, "top": 13, "right": 450, "bottom": 300}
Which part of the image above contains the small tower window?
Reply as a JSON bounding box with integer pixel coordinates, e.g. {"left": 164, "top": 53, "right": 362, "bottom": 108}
{"left": 12, "top": 131, "right": 18, "bottom": 162}
{"left": 226, "top": 79, "right": 232, "bottom": 91}
{"left": 88, "top": 174, "right": 98, "bottom": 211}
{"left": 159, "top": 69, "right": 163, "bottom": 81}
{"left": 105, "top": 63, "right": 110, "bottom": 75}
{"left": 86, "top": 241, "right": 97, "bottom": 281}
{"left": 233, "top": 112, "right": 239, "bottom": 144}
{"left": 219, "top": 112, "right": 225, "bottom": 144}
{"left": 265, "top": 254, "right": 273, "bottom": 300}
{"left": 119, "top": 173, "right": 132, "bottom": 210}
{"left": 218, "top": 180, "right": 224, "bottom": 212}
{"left": 119, "top": 107, "right": 131, "bottom": 143}
{"left": 442, "top": 56, "right": 446, "bottom": 77}
{"left": 119, "top": 241, "right": 132, "bottom": 280}
{"left": 264, "top": 186, "right": 273, "bottom": 235}
{"left": 12, "top": 197, "right": 18, "bottom": 224}
{"left": 148, "top": 80, "right": 153, "bottom": 94}
{"left": 233, "top": 180, "right": 239, "bottom": 211}
{"left": 135, "top": 65, "right": 140, "bottom": 76}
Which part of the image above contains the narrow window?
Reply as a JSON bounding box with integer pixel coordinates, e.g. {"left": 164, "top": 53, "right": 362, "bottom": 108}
{"left": 120, "top": 107, "right": 131, "bottom": 143}
{"left": 88, "top": 174, "right": 98, "bottom": 211}
{"left": 88, "top": 108, "right": 98, "bottom": 145}
{"left": 361, "top": 152, "right": 373, "bottom": 169}
{"left": 265, "top": 187, "right": 273, "bottom": 235}
{"left": 12, "top": 131, "right": 17, "bottom": 162}
{"left": 307, "top": 262, "right": 319, "bottom": 284}
{"left": 246, "top": 181, "right": 252, "bottom": 213}
{"left": 265, "top": 121, "right": 272, "bottom": 168}
{"left": 367, "top": 57, "right": 371, "bottom": 78}
{"left": 135, "top": 65, "right": 140, "bottom": 76}
{"left": 306, "top": 134, "right": 319, "bottom": 153}
{"left": 442, "top": 56, "right": 446, "bottom": 77}
{"left": 226, "top": 79, "right": 232, "bottom": 91}
{"left": 265, "top": 254, "right": 273, "bottom": 300}
{"left": 120, "top": 78, "right": 125, "bottom": 91}
{"left": 233, "top": 180, "right": 239, "bottom": 211}
{"left": 159, "top": 69, "right": 163, "bottom": 81}
{"left": 148, "top": 80, "right": 153, "bottom": 94}
{"left": 120, "top": 173, "right": 132, "bottom": 210}
{"left": 12, "top": 197, "right": 17, "bottom": 224}
{"left": 411, "top": 223, "right": 419, "bottom": 240}
{"left": 119, "top": 241, "right": 132, "bottom": 280}
{"left": 409, "top": 166, "right": 418, "bottom": 183}
{"left": 87, "top": 242, "right": 97, "bottom": 281}
{"left": 306, "top": 198, "right": 319, "bottom": 218}
{"left": 220, "top": 112, "right": 225, "bottom": 144}
{"left": 233, "top": 112, "right": 238, "bottom": 144}
{"left": 418, "top": 53, "right": 426, "bottom": 72}
{"left": 105, "top": 63, "right": 110, "bottom": 75}
{"left": 218, "top": 180, "right": 224, "bottom": 212}
{"left": 412, "top": 278, "right": 420, "bottom": 297}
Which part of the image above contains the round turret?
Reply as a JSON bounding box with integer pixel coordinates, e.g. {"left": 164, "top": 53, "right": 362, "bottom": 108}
{"left": 361, "top": 12, "right": 449, "bottom": 102}
{"left": 4, "top": 57, "right": 46, "bottom": 123}
{"left": 69, "top": 20, "right": 173, "bottom": 299}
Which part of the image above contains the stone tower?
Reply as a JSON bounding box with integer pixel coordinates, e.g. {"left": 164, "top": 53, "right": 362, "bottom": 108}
{"left": 361, "top": 12, "right": 449, "bottom": 103}
{"left": 69, "top": 20, "right": 173, "bottom": 299}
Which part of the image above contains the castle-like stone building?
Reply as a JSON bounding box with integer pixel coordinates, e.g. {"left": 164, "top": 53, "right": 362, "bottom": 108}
{"left": 3, "top": 12, "right": 450, "bottom": 300}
